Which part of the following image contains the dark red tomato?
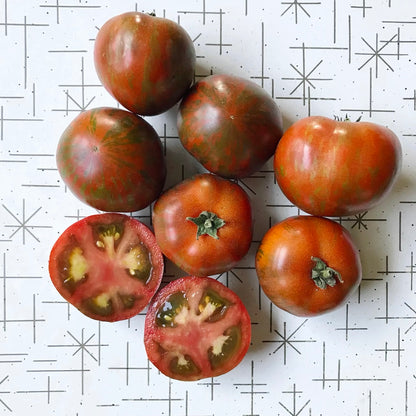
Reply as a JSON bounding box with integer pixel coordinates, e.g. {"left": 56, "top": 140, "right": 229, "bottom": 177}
{"left": 94, "top": 12, "right": 195, "bottom": 116}
{"left": 274, "top": 116, "right": 402, "bottom": 217}
{"left": 255, "top": 215, "right": 362, "bottom": 317}
{"left": 144, "top": 276, "right": 251, "bottom": 381}
{"left": 177, "top": 74, "right": 283, "bottom": 179}
{"left": 152, "top": 173, "right": 253, "bottom": 276}
{"left": 49, "top": 213, "right": 164, "bottom": 322}
{"left": 56, "top": 107, "right": 166, "bottom": 213}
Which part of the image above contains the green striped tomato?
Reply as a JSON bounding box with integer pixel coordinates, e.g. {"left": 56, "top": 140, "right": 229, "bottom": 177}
{"left": 94, "top": 12, "right": 196, "bottom": 116}
{"left": 274, "top": 116, "right": 402, "bottom": 217}
{"left": 177, "top": 74, "right": 284, "bottom": 179}
{"left": 56, "top": 107, "right": 166, "bottom": 212}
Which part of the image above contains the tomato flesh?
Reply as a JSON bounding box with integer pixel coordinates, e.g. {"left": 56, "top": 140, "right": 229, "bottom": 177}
{"left": 49, "top": 213, "right": 164, "bottom": 322}
{"left": 144, "top": 276, "right": 251, "bottom": 381}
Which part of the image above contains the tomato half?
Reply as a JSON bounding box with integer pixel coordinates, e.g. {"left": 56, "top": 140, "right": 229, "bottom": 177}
{"left": 56, "top": 107, "right": 166, "bottom": 213}
{"left": 48, "top": 213, "right": 164, "bottom": 322}
{"left": 177, "top": 74, "right": 284, "bottom": 179}
{"left": 152, "top": 173, "right": 253, "bottom": 276}
{"left": 94, "top": 12, "right": 195, "bottom": 116}
{"left": 255, "top": 216, "right": 362, "bottom": 317}
{"left": 274, "top": 116, "right": 402, "bottom": 217}
{"left": 144, "top": 276, "right": 251, "bottom": 381}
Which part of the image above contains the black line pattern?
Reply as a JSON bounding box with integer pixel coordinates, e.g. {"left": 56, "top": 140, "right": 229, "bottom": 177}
{"left": 0, "top": 0, "right": 415, "bottom": 414}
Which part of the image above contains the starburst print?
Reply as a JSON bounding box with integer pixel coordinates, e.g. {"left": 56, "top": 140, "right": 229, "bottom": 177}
{"left": 281, "top": 0, "right": 322, "bottom": 23}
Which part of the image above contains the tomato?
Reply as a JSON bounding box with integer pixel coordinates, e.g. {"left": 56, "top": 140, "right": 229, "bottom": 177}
{"left": 94, "top": 12, "right": 195, "bottom": 116}
{"left": 255, "top": 215, "right": 362, "bottom": 317}
{"left": 48, "top": 213, "right": 164, "bottom": 322}
{"left": 177, "top": 74, "right": 283, "bottom": 179}
{"left": 56, "top": 107, "right": 166, "bottom": 213}
{"left": 144, "top": 276, "right": 251, "bottom": 381}
{"left": 274, "top": 116, "right": 402, "bottom": 217}
{"left": 152, "top": 173, "right": 253, "bottom": 276}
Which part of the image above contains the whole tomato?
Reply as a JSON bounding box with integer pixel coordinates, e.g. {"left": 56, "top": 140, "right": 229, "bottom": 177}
{"left": 255, "top": 215, "right": 362, "bottom": 317}
{"left": 152, "top": 173, "right": 253, "bottom": 276}
{"left": 274, "top": 116, "right": 402, "bottom": 217}
{"left": 94, "top": 12, "right": 195, "bottom": 116}
{"left": 177, "top": 74, "right": 283, "bottom": 179}
{"left": 56, "top": 107, "right": 166, "bottom": 212}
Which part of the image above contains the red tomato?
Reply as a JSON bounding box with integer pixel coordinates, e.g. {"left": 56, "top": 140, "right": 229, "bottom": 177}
{"left": 56, "top": 107, "right": 166, "bottom": 213}
{"left": 94, "top": 12, "right": 195, "bottom": 116}
{"left": 255, "top": 215, "right": 362, "bottom": 317}
{"left": 274, "top": 116, "right": 402, "bottom": 217}
{"left": 144, "top": 276, "right": 251, "bottom": 381}
{"left": 177, "top": 74, "right": 283, "bottom": 179}
{"left": 152, "top": 173, "right": 253, "bottom": 276}
{"left": 48, "top": 213, "right": 164, "bottom": 322}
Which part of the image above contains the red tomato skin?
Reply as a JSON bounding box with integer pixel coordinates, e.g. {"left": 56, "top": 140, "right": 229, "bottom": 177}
{"left": 274, "top": 116, "right": 402, "bottom": 217}
{"left": 56, "top": 107, "right": 166, "bottom": 212}
{"left": 49, "top": 213, "right": 164, "bottom": 322}
{"left": 255, "top": 216, "right": 362, "bottom": 317}
{"left": 94, "top": 12, "right": 195, "bottom": 116}
{"left": 144, "top": 276, "right": 251, "bottom": 381}
{"left": 177, "top": 74, "right": 283, "bottom": 179}
{"left": 152, "top": 173, "right": 253, "bottom": 276}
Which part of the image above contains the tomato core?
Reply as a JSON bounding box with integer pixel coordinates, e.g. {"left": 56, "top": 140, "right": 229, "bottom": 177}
{"left": 186, "top": 211, "right": 226, "bottom": 240}
{"left": 311, "top": 256, "right": 343, "bottom": 289}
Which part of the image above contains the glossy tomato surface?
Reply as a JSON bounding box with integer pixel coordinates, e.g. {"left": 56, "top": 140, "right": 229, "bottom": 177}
{"left": 274, "top": 116, "right": 402, "bottom": 217}
{"left": 152, "top": 173, "right": 253, "bottom": 276}
{"left": 177, "top": 74, "right": 283, "bottom": 179}
{"left": 94, "top": 12, "right": 195, "bottom": 116}
{"left": 56, "top": 107, "right": 166, "bottom": 212}
{"left": 255, "top": 215, "right": 362, "bottom": 317}
{"left": 144, "top": 276, "right": 251, "bottom": 381}
{"left": 49, "top": 213, "right": 164, "bottom": 322}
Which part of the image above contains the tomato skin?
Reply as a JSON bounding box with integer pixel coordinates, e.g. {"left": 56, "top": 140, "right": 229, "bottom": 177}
{"left": 152, "top": 173, "right": 253, "bottom": 276}
{"left": 56, "top": 107, "right": 166, "bottom": 212}
{"left": 177, "top": 74, "right": 284, "bottom": 179}
{"left": 94, "top": 12, "right": 195, "bottom": 116}
{"left": 255, "top": 216, "right": 362, "bottom": 317}
{"left": 48, "top": 213, "right": 164, "bottom": 322}
{"left": 274, "top": 116, "right": 402, "bottom": 217}
{"left": 144, "top": 276, "right": 251, "bottom": 381}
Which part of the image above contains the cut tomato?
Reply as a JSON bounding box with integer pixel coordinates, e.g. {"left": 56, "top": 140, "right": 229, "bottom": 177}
{"left": 144, "top": 276, "right": 251, "bottom": 381}
{"left": 48, "top": 213, "right": 164, "bottom": 322}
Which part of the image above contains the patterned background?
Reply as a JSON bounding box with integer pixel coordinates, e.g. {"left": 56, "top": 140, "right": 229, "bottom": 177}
{"left": 0, "top": 0, "right": 415, "bottom": 414}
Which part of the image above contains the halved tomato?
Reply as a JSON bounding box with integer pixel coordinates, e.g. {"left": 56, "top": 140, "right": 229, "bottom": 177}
{"left": 48, "top": 213, "right": 164, "bottom": 322}
{"left": 144, "top": 276, "right": 251, "bottom": 381}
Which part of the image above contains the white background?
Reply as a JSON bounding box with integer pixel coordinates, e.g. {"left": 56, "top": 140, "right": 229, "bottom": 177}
{"left": 0, "top": 1, "right": 415, "bottom": 415}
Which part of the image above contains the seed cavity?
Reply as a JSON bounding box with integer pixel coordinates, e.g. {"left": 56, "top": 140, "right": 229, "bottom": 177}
{"left": 64, "top": 247, "right": 88, "bottom": 284}
{"left": 122, "top": 244, "right": 152, "bottom": 283}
